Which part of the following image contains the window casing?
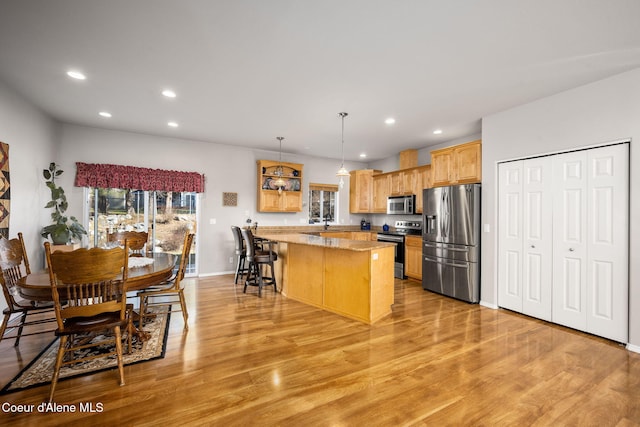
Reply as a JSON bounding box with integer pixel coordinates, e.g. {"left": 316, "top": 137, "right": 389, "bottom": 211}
{"left": 309, "top": 183, "right": 338, "bottom": 224}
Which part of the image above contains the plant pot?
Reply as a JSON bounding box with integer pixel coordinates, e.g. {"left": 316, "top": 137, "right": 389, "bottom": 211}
{"left": 50, "top": 228, "right": 71, "bottom": 245}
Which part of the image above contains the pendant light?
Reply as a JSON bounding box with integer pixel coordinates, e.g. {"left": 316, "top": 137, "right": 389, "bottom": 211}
{"left": 336, "top": 112, "right": 349, "bottom": 188}
{"left": 273, "top": 136, "right": 286, "bottom": 194}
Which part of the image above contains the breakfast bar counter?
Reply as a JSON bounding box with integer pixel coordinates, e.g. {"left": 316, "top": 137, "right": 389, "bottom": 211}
{"left": 257, "top": 233, "right": 395, "bottom": 324}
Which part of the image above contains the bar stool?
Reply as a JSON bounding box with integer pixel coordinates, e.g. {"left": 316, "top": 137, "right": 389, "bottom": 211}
{"left": 231, "top": 226, "right": 248, "bottom": 284}
{"left": 240, "top": 228, "right": 277, "bottom": 297}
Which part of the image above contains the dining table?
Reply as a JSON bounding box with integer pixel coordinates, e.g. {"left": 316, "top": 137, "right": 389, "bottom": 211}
{"left": 17, "top": 252, "right": 177, "bottom": 301}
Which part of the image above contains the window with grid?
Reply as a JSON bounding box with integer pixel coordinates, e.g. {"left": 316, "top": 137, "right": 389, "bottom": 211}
{"left": 308, "top": 183, "right": 338, "bottom": 223}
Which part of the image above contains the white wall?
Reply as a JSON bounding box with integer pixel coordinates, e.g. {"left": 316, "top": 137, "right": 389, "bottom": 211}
{"left": 56, "top": 124, "right": 368, "bottom": 276}
{"left": 482, "top": 67, "right": 640, "bottom": 346}
{"left": 0, "top": 79, "right": 58, "bottom": 311}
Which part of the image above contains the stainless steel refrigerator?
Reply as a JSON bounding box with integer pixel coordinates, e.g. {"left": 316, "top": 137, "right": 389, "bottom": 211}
{"left": 422, "top": 184, "right": 480, "bottom": 303}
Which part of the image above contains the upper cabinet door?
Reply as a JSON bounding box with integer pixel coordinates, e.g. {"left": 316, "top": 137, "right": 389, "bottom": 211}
{"left": 349, "top": 170, "right": 377, "bottom": 213}
{"left": 454, "top": 141, "right": 482, "bottom": 184}
{"left": 431, "top": 148, "right": 453, "bottom": 187}
{"left": 372, "top": 174, "right": 390, "bottom": 213}
{"left": 431, "top": 140, "right": 481, "bottom": 187}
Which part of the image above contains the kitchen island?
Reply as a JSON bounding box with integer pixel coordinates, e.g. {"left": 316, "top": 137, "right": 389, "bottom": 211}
{"left": 256, "top": 233, "right": 395, "bottom": 324}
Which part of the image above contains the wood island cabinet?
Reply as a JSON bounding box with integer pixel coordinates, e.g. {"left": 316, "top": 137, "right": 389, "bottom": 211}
{"left": 431, "top": 140, "right": 482, "bottom": 187}
{"left": 258, "top": 233, "right": 395, "bottom": 324}
{"left": 257, "top": 160, "right": 303, "bottom": 212}
{"left": 404, "top": 235, "right": 423, "bottom": 281}
{"left": 349, "top": 169, "right": 381, "bottom": 213}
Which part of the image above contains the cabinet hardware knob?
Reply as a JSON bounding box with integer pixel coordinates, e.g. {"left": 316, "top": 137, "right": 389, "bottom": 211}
{"left": 569, "top": 248, "right": 575, "bottom": 252}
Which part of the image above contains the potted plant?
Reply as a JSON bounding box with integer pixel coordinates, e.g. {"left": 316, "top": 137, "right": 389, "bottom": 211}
{"left": 41, "top": 162, "right": 87, "bottom": 245}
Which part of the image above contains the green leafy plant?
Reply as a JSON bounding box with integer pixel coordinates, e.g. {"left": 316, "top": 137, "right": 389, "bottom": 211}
{"left": 41, "top": 163, "right": 87, "bottom": 244}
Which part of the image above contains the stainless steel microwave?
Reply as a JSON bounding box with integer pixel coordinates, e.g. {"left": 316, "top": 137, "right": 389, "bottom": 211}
{"left": 387, "top": 195, "right": 415, "bottom": 215}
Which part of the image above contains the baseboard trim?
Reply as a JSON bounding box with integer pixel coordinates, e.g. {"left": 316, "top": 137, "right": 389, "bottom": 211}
{"left": 199, "top": 270, "right": 234, "bottom": 278}
{"left": 480, "top": 300, "right": 498, "bottom": 309}
{"left": 626, "top": 343, "right": 640, "bottom": 354}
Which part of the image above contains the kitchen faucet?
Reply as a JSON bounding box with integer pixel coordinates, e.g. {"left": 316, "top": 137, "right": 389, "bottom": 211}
{"left": 323, "top": 214, "right": 331, "bottom": 230}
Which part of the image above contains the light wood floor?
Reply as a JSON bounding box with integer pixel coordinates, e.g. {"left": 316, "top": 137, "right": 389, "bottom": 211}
{"left": 1, "top": 275, "right": 639, "bottom": 426}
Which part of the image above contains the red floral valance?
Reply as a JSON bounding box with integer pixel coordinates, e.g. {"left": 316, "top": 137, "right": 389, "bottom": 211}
{"left": 75, "top": 162, "right": 205, "bottom": 193}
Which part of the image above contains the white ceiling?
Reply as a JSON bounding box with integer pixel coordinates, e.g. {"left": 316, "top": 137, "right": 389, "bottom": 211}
{"left": 1, "top": 0, "right": 639, "bottom": 162}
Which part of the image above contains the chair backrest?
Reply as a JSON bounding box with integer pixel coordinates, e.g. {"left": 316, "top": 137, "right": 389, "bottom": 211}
{"left": 241, "top": 228, "right": 275, "bottom": 262}
{"left": 108, "top": 230, "right": 149, "bottom": 254}
{"left": 173, "top": 232, "right": 195, "bottom": 288}
{"left": 44, "top": 241, "right": 129, "bottom": 329}
{"left": 0, "top": 232, "right": 31, "bottom": 308}
{"left": 231, "top": 226, "right": 244, "bottom": 254}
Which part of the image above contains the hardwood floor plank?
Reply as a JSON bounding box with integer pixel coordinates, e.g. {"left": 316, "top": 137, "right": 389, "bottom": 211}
{"left": 0, "top": 275, "right": 639, "bottom": 426}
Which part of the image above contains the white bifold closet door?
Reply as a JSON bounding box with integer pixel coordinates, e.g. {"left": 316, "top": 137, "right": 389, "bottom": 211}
{"left": 498, "top": 143, "right": 628, "bottom": 343}
{"left": 552, "top": 144, "right": 628, "bottom": 342}
{"left": 498, "top": 157, "right": 553, "bottom": 321}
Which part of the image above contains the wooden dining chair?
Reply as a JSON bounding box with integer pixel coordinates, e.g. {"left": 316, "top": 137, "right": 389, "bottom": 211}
{"left": 241, "top": 228, "right": 278, "bottom": 297}
{"left": 107, "top": 230, "right": 149, "bottom": 256}
{"left": 44, "top": 241, "right": 132, "bottom": 404}
{"left": 137, "top": 232, "right": 194, "bottom": 330}
{"left": 0, "top": 233, "right": 56, "bottom": 346}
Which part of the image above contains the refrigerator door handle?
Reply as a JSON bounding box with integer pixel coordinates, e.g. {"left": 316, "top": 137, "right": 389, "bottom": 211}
{"left": 446, "top": 247, "right": 470, "bottom": 253}
{"left": 423, "top": 256, "right": 469, "bottom": 269}
{"left": 443, "top": 260, "right": 469, "bottom": 268}
{"left": 441, "top": 189, "right": 448, "bottom": 237}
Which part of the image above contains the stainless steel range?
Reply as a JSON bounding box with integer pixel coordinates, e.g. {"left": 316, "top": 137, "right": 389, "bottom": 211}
{"left": 377, "top": 220, "right": 422, "bottom": 279}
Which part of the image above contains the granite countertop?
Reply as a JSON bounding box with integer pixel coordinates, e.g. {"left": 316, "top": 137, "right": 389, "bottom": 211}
{"left": 247, "top": 225, "right": 381, "bottom": 234}
{"left": 255, "top": 233, "right": 395, "bottom": 252}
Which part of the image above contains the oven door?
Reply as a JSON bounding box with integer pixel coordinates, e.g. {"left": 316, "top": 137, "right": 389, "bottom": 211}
{"left": 377, "top": 234, "right": 405, "bottom": 279}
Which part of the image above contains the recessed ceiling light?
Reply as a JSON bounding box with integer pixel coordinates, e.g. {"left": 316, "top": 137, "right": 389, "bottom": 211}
{"left": 385, "top": 118, "right": 396, "bottom": 125}
{"left": 66, "top": 70, "right": 86, "bottom": 80}
{"left": 98, "top": 111, "right": 112, "bottom": 118}
{"left": 360, "top": 153, "right": 367, "bottom": 158}
{"left": 433, "top": 129, "right": 443, "bottom": 135}
{"left": 167, "top": 121, "right": 179, "bottom": 128}
{"left": 162, "top": 89, "right": 177, "bottom": 98}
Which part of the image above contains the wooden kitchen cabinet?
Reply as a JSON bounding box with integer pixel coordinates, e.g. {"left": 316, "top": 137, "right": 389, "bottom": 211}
{"left": 372, "top": 173, "right": 390, "bottom": 213}
{"left": 321, "top": 231, "right": 376, "bottom": 241}
{"left": 404, "top": 235, "right": 422, "bottom": 281}
{"left": 389, "top": 171, "right": 405, "bottom": 195}
{"left": 257, "top": 160, "right": 304, "bottom": 212}
{"left": 412, "top": 165, "right": 431, "bottom": 214}
{"left": 431, "top": 140, "right": 481, "bottom": 187}
{"left": 351, "top": 162, "right": 430, "bottom": 214}
{"left": 349, "top": 169, "right": 381, "bottom": 213}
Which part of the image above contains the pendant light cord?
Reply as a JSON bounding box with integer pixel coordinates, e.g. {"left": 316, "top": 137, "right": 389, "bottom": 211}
{"left": 340, "top": 112, "right": 347, "bottom": 167}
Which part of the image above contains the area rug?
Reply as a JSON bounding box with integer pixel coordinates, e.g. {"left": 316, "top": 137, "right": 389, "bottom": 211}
{"left": 0, "top": 306, "right": 171, "bottom": 394}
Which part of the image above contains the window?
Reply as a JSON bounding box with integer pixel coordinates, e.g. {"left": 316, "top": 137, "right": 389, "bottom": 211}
{"left": 85, "top": 188, "right": 198, "bottom": 276}
{"left": 309, "top": 183, "right": 338, "bottom": 224}
{"left": 76, "top": 162, "right": 204, "bottom": 276}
